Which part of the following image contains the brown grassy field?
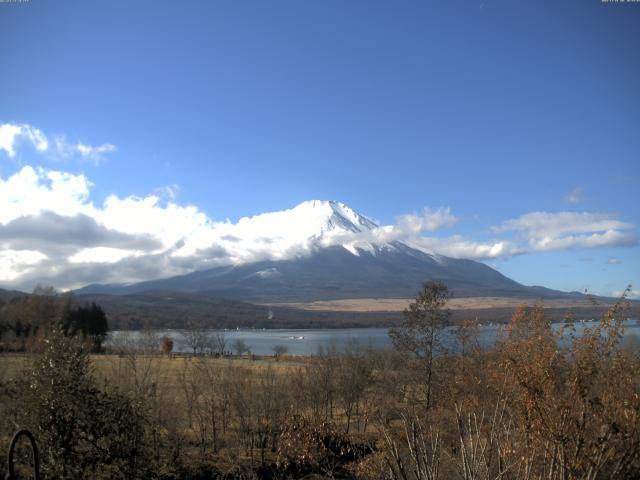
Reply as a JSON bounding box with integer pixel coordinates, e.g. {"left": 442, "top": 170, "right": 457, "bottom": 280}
{"left": 267, "top": 296, "right": 621, "bottom": 312}
{"left": 1, "top": 352, "right": 307, "bottom": 382}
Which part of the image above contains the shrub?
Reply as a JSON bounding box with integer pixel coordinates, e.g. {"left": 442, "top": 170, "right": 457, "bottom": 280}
{"left": 21, "top": 328, "right": 149, "bottom": 479}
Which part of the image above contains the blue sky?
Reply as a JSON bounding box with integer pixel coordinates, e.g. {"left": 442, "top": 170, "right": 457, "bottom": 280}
{"left": 0, "top": 0, "right": 638, "bottom": 296}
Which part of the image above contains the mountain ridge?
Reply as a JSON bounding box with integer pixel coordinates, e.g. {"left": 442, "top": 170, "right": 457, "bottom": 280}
{"left": 75, "top": 244, "right": 578, "bottom": 302}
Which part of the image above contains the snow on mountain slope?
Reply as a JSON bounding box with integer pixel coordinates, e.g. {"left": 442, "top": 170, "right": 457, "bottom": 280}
{"left": 237, "top": 200, "right": 377, "bottom": 240}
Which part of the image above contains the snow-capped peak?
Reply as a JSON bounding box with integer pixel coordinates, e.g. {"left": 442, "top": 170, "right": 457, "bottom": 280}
{"left": 205, "top": 200, "right": 387, "bottom": 262}
{"left": 293, "top": 200, "right": 378, "bottom": 236}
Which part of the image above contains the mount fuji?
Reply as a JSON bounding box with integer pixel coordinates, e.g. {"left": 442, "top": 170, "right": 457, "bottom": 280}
{"left": 76, "top": 200, "right": 572, "bottom": 302}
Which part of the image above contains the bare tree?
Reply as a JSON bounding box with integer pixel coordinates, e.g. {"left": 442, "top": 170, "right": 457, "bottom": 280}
{"left": 177, "top": 360, "right": 199, "bottom": 429}
{"left": 336, "top": 349, "right": 373, "bottom": 433}
{"left": 232, "top": 338, "right": 249, "bottom": 357}
{"left": 138, "top": 328, "right": 160, "bottom": 353}
{"left": 380, "top": 412, "right": 442, "bottom": 480}
{"left": 455, "top": 319, "right": 480, "bottom": 357}
{"left": 183, "top": 328, "right": 209, "bottom": 356}
{"left": 272, "top": 344, "right": 288, "bottom": 360}
{"left": 305, "top": 345, "right": 337, "bottom": 422}
{"left": 192, "top": 359, "right": 234, "bottom": 452}
{"left": 213, "top": 330, "right": 227, "bottom": 356}
{"left": 108, "top": 330, "right": 135, "bottom": 354}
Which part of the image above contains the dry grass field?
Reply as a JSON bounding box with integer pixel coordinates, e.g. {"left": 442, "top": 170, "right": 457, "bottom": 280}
{"left": 267, "top": 296, "right": 619, "bottom": 312}
{"left": 0, "top": 352, "right": 307, "bottom": 385}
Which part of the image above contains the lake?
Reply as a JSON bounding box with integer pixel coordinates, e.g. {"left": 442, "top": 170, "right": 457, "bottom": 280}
{"left": 109, "top": 319, "right": 640, "bottom": 356}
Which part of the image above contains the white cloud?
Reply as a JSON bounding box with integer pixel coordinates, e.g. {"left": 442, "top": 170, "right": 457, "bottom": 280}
{"left": 0, "top": 249, "right": 48, "bottom": 281}
{"left": 69, "top": 247, "right": 144, "bottom": 264}
{"left": 0, "top": 122, "right": 115, "bottom": 164}
{"left": 0, "top": 124, "right": 23, "bottom": 157}
{"left": 607, "top": 258, "right": 622, "bottom": 265}
{"left": 75, "top": 143, "right": 117, "bottom": 164}
{"left": 0, "top": 166, "right": 216, "bottom": 287}
{"left": 408, "top": 237, "right": 523, "bottom": 259}
{"left": 396, "top": 207, "right": 458, "bottom": 233}
{"left": 493, "top": 211, "right": 636, "bottom": 252}
{"left": 611, "top": 288, "right": 640, "bottom": 300}
{"left": 154, "top": 184, "right": 180, "bottom": 202}
{"left": 0, "top": 166, "right": 92, "bottom": 224}
{"left": 378, "top": 208, "right": 520, "bottom": 260}
{"left": 494, "top": 211, "right": 632, "bottom": 237}
{"left": 528, "top": 230, "right": 637, "bottom": 251}
{"left": 0, "top": 123, "right": 48, "bottom": 157}
{"left": 564, "top": 187, "right": 585, "bottom": 204}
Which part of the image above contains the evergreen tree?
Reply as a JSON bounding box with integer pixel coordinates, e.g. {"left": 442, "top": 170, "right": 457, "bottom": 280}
{"left": 61, "top": 302, "right": 108, "bottom": 352}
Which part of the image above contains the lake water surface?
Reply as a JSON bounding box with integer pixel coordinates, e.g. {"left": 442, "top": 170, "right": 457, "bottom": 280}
{"left": 110, "top": 319, "right": 640, "bottom": 356}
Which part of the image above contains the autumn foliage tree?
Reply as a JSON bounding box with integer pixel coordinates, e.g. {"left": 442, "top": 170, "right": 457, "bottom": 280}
{"left": 160, "top": 335, "right": 174, "bottom": 355}
{"left": 496, "top": 299, "right": 640, "bottom": 479}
